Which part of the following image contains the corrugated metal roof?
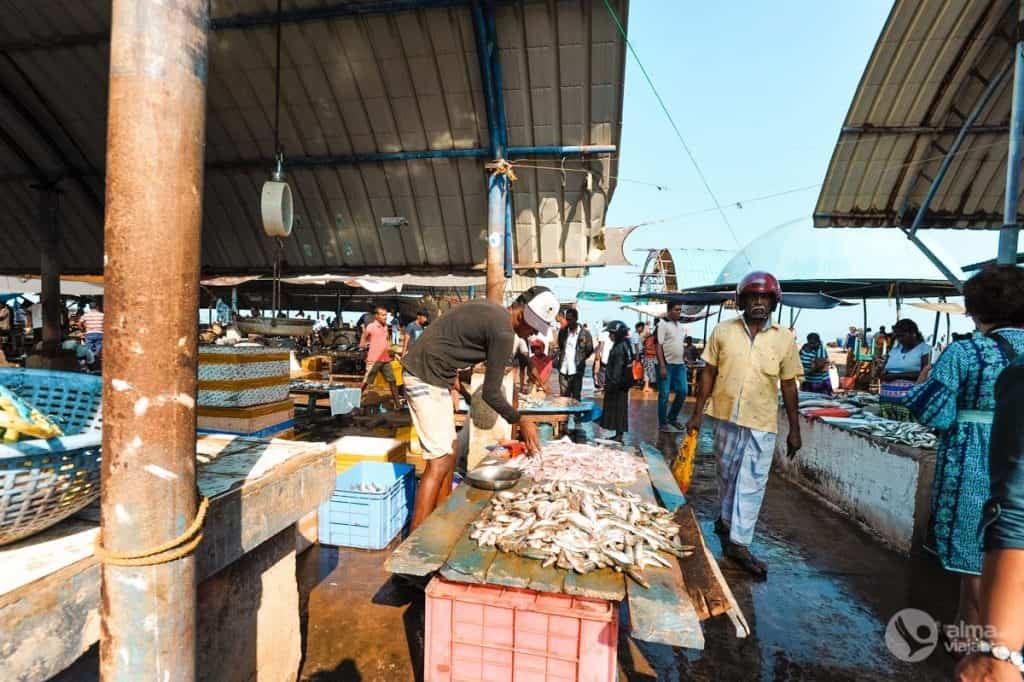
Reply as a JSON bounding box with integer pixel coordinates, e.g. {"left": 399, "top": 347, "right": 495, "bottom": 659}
{"left": 815, "top": 0, "right": 1018, "bottom": 229}
{"left": 0, "top": 0, "right": 627, "bottom": 275}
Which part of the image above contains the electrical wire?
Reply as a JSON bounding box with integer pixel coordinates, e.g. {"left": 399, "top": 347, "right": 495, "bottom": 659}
{"left": 602, "top": 0, "right": 750, "bottom": 266}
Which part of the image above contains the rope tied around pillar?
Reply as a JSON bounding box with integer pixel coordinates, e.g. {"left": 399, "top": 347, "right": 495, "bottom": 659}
{"left": 485, "top": 158, "right": 518, "bottom": 183}
{"left": 94, "top": 497, "right": 210, "bottom": 566}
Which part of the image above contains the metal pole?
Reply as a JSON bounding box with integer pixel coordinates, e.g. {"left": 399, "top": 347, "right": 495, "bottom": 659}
{"left": 701, "top": 307, "right": 709, "bottom": 342}
{"left": 932, "top": 309, "right": 941, "bottom": 346}
{"left": 486, "top": 173, "right": 506, "bottom": 303}
{"left": 1001, "top": 3, "right": 1024, "bottom": 264}
{"left": 38, "top": 186, "right": 62, "bottom": 354}
{"left": 100, "top": 1, "right": 208, "bottom": 680}
{"left": 862, "top": 298, "right": 868, "bottom": 336}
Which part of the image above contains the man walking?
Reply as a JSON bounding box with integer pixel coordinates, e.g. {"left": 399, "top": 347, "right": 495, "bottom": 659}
{"left": 686, "top": 272, "right": 802, "bottom": 578}
{"left": 360, "top": 306, "right": 401, "bottom": 408}
{"left": 404, "top": 286, "right": 557, "bottom": 530}
{"left": 400, "top": 310, "right": 429, "bottom": 356}
{"left": 656, "top": 302, "right": 688, "bottom": 432}
{"left": 553, "top": 308, "right": 593, "bottom": 400}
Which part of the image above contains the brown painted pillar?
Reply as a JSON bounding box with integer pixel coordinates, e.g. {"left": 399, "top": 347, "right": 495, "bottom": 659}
{"left": 99, "top": 1, "right": 208, "bottom": 680}
{"left": 38, "top": 186, "right": 62, "bottom": 353}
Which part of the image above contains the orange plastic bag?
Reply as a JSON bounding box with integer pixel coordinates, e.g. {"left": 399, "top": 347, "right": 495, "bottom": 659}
{"left": 672, "top": 429, "right": 699, "bottom": 495}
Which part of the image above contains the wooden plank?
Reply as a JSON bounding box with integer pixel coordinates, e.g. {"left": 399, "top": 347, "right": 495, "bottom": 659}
{"left": 526, "top": 561, "right": 568, "bottom": 595}
{"left": 639, "top": 442, "right": 686, "bottom": 513}
{"left": 624, "top": 473, "right": 705, "bottom": 649}
{"left": 439, "top": 486, "right": 497, "bottom": 584}
{"left": 563, "top": 566, "right": 626, "bottom": 601}
{"left": 687, "top": 506, "right": 751, "bottom": 638}
{"left": 385, "top": 483, "right": 491, "bottom": 576}
{"left": 674, "top": 506, "right": 726, "bottom": 621}
{"left": 485, "top": 550, "right": 542, "bottom": 589}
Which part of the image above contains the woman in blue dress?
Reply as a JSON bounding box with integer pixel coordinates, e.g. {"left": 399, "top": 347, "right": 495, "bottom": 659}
{"left": 905, "top": 266, "right": 1024, "bottom": 642}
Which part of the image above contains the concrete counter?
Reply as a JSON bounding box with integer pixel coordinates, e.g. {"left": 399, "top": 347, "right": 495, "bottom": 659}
{"left": 774, "top": 410, "right": 935, "bottom": 554}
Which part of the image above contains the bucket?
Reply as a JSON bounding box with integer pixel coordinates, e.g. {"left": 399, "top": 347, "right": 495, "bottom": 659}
{"left": 537, "top": 422, "right": 554, "bottom": 444}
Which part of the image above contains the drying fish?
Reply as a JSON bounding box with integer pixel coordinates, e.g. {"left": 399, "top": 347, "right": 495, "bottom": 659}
{"left": 505, "top": 438, "right": 648, "bottom": 485}
{"left": 470, "top": 481, "right": 694, "bottom": 588}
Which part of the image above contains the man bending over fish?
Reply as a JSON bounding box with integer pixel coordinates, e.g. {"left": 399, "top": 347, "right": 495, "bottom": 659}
{"left": 403, "top": 286, "right": 559, "bottom": 531}
{"left": 686, "top": 271, "right": 802, "bottom": 578}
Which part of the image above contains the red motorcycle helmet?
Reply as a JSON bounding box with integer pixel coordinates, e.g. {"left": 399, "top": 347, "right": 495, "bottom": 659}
{"left": 736, "top": 271, "right": 782, "bottom": 310}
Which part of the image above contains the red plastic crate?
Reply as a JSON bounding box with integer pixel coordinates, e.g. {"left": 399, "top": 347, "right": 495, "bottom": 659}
{"left": 424, "top": 577, "right": 618, "bottom": 682}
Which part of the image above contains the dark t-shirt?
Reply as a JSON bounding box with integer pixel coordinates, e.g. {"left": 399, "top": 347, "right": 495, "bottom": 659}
{"left": 402, "top": 301, "right": 519, "bottom": 423}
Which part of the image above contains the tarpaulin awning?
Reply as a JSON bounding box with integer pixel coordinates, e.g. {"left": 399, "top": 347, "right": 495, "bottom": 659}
{"left": 620, "top": 303, "right": 713, "bottom": 321}
{"left": 0, "top": 276, "right": 103, "bottom": 297}
{"left": 647, "top": 291, "right": 855, "bottom": 310}
{"left": 908, "top": 301, "right": 966, "bottom": 314}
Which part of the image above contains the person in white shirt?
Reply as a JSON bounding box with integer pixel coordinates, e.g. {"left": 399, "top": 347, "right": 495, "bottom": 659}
{"left": 553, "top": 308, "right": 593, "bottom": 400}
{"left": 657, "top": 302, "right": 688, "bottom": 432}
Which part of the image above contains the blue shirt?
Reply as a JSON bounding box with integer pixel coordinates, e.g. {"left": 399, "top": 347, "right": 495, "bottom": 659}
{"left": 404, "top": 321, "right": 424, "bottom": 348}
{"left": 799, "top": 344, "right": 829, "bottom": 383}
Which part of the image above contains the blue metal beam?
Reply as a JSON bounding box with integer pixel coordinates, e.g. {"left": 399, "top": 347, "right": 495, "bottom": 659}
{"left": 1001, "top": 6, "right": 1024, "bottom": 264}
{"left": 2, "top": 144, "right": 618, "bottom": 181}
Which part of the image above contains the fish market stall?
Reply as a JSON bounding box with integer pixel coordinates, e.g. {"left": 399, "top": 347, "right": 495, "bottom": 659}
{"left": 386, "top": 441, "right": 748, "bottom": 677}
{"left": 1, "top": 435, "right": 334, "bottom": 682}
{"left": 773, "top": 393, "right": 937, "bottom": 554}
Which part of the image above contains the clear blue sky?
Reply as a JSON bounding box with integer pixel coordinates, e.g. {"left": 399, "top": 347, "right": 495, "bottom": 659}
{"left": 550, "top": 1, "right": 999, "bottom": 343}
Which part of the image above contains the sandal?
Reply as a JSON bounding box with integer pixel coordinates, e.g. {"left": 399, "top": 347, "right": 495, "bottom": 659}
{"left": 724, "top": 541, "right": 768, "bottom": 579}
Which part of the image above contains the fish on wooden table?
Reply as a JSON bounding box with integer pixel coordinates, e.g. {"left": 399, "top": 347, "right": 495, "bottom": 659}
{"left": 505, "top": 439, "right": 649, "bottom": 485}
{"left": 469, "top": 481, "right": 693, "bottom": 588}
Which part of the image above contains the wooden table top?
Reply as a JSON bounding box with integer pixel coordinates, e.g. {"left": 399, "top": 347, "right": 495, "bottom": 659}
{"left": 385, "top": 442, "right": 740, "bottom": 650}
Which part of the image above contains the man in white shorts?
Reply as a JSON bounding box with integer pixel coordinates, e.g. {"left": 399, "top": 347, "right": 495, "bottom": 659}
{"left": 403, "top": 286, "right": 559, "bottom": 530}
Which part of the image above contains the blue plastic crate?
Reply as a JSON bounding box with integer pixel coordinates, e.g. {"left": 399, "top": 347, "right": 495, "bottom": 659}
{"left": 318, "top": 461, "right": 416, "bottom": 550}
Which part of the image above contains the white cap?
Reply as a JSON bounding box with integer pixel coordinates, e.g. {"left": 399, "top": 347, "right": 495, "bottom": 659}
{"left": 522, "top": 289, "right": 560, "bottom": 335}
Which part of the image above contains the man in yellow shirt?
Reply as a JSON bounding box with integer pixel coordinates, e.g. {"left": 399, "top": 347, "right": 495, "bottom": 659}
{"left": 686, "top": 271, "right": 802, "bottom": 578}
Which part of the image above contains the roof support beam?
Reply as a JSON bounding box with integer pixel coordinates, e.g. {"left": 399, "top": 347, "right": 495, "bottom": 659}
{"left": 999, "top": 3, "right": 1024, "bottom": 264}
{"left": 841, "top": 124, "right": 1009, "bottom": 135}
{"left": 471, "top": 0, "right": 512, "bottom": 299}
{"left": 0, "top": 1, "right": 491, "bottom": 54}
{"left": 0, "top": 144, "right": 616, "bottom": 183}
{"left": 0, "top": 69, "right": 104, "bottom": 215}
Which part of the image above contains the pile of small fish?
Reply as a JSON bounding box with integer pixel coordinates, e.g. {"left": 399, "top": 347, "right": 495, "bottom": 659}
{"left": 506, "top": 438, "right": 648, "bottom": 485}
{"left": 847, "top": 420, "right": 937, "bottom": 449}
{"left": 469, "top": 482, "right": 693, "bottom": 588}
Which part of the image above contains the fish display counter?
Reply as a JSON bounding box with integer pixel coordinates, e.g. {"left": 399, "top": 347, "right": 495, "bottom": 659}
{"left": 386, "top": 440, "right": 751, "bottom": 676}
{"left": 773, "top": 397, "right": 937, "bottom": 554}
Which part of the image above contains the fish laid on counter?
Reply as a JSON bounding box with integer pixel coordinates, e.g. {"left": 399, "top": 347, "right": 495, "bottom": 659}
{"left": 505, "top": 438, "right": 648, "bottom": 485}
{"left": 846, "top": 420, "right": 937, "bottom": 449}
{"left": 469, "top": 481, "right": 693, "bottom": 588}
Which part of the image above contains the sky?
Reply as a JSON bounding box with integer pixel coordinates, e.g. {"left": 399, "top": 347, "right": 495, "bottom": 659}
{"left": 548, "top": 1, "right": 1001, "bottom": 344}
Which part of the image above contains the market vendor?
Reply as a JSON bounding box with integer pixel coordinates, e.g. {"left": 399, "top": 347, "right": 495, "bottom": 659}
{"left": 403, "top": 286, "right": 559, "bottom": 531}
{"left": 879, "top": 319, "right": 931, "bottom": 421}
{"left": 799, "top": 333, "right": 832, "bottom": 395}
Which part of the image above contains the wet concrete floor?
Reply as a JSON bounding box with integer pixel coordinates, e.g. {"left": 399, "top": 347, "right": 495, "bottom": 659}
{"left": 298, "top": 390, "right": 959, "bottom": 681}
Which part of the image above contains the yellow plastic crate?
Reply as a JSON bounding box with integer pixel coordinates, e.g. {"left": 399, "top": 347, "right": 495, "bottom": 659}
{"left": 331, "top": 435, "right": 407, "bottom": 474}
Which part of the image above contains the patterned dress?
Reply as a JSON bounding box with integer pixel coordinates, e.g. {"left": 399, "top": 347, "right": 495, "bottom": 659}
{"left": 904, "top": 330, "right": 1024, "bottom": 575}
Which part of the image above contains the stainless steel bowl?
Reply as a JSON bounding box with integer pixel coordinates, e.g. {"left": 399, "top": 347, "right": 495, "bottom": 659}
{"left": 466, "top": 465, "right": 522, "bottom": 491}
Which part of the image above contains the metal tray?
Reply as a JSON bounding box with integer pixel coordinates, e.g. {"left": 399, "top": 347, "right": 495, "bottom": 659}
{"left": 465, "top": 464, "right": 521, "bottom": 491}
